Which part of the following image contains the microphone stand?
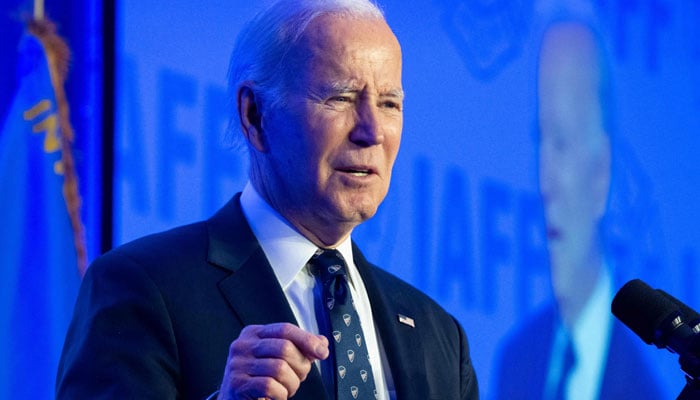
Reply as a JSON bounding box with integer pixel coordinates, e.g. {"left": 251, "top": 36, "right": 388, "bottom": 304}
{"left": 677, "top": 377, "right": 700, "bottom": 400}
{"left": 676, "top": 343, "right": 700, "bottom": 400}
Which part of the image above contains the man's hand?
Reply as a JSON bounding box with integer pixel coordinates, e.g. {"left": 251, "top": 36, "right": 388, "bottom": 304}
{"left": 218, "top": 322, "right": 329, "bottom": 399}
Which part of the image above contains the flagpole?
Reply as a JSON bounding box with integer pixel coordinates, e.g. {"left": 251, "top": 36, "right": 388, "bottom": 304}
{"left": 34, "top": 0, "right": 44, "bottom": 20}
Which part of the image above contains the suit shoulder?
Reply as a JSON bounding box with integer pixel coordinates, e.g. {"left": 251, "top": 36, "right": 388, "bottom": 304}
{"left": 497, "top": 301, "right": 558, "bottom": 353}
{"left": 89, "top": 221, "right": 209, "bottom": 277}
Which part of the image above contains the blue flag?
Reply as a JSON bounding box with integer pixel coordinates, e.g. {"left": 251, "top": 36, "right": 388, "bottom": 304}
{"left": 0, "top": 26, "right": 82, "bottom": 399}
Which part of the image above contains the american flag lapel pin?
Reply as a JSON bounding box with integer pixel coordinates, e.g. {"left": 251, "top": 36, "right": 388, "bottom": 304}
{"left": 397, "top": 313, "right": 415, "bottom": 328}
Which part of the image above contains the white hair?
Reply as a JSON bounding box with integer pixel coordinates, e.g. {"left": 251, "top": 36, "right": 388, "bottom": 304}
{"left": 226, "top": 0, "right": 385, "bottom": 139}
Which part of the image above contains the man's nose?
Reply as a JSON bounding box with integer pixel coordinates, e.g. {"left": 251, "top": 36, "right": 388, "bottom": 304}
{"left": 350, "top": 101, "right": 385, "bottom": 147}
{"left": 538, "top": 157, "right": 556, "bottom": 204}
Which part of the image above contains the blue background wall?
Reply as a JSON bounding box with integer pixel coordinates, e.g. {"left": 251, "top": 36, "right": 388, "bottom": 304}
{"left": 2, "top": 0, "right": 699, "bottom": 398}
{"left": 1, "top": 0, "right": 104, "bottom": 261}
{"left": 0, "top": 1, "right": 104, "bottom": 397}
{"left": 113, "top": 1, "right": 700, "bottom": 398}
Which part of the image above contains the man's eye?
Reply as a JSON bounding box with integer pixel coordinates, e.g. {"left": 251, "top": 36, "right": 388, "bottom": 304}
{"left": 331, "top": 96, "right": 352, "bottom": 103}
{"left": 381, "top": 101, "right": 402, "bottom": 110}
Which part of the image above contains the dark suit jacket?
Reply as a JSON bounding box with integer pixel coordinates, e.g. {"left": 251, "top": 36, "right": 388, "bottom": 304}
{"left": 492, "top": 301, "right": 663, "bottom": 399}
{"left": 56, "top": 195, "right": 479, "bottom": 399}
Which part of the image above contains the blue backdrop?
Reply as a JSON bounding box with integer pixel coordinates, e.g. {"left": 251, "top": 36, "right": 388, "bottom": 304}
{"left": 2, "top": 0, "right": 697, "bottom": 398}
{"left": 113, "top": 1, "right": 700, "bottom": 398}
{"left": 0, "top": 1, "right": 103, "bottom": 398}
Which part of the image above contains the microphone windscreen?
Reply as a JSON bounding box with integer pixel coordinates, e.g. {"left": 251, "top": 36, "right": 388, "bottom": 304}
{"left": 657, "top": 289, "right": 700, "bottom": 322}
{"left": 611, "top": 279, "right": 680, "bottom": 345}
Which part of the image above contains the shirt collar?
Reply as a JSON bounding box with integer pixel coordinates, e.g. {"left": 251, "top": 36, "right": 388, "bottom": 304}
{"left": 240, "top": 182, "right": 355, "bottom": 289}
{"left": 571, "top": 261, "right": 613, "bottom": 355}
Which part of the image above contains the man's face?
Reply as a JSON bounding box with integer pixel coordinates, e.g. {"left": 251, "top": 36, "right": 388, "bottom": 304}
{"left": 537, "top": 24, "right": 610, "bottom": 281}
{"left": 255, "top": 14, "right": 403, "bottom": 246}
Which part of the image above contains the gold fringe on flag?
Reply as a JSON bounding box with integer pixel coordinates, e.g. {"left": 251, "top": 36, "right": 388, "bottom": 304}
{"left": 28, "top": 18, "right": 88, "bottom": 277}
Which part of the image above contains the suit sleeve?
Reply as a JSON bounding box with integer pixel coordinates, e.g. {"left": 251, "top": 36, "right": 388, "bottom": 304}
{"left": 56, "top": 251, "right": 180, "bottom": 399}
{"left": 455, "top": 316, "right": 480, "bottom": 400}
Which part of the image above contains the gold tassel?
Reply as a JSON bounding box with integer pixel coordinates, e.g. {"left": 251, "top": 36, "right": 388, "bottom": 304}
{"left": 29, "top": 18, "right": 88, "bottom": 277}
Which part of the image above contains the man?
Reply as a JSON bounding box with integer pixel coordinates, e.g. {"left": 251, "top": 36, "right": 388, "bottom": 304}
{"left": 56, "top": 1, "right": 479, "bottom": 399}
{"left": 492, "top": 20, "right": 663, "bottom": 399}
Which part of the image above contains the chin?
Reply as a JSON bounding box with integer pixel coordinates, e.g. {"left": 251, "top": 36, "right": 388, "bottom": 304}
{"left": 341, "top": 206, "right": 376, "bottom": 223}
{"left": 332, "top": 190, "right": 383, "bottom": 218}
{"left": 353, "top": 196, "right": 384, "bottom": 217}
{"left": 331, "top": 203, "right": 377, "bottom": 226}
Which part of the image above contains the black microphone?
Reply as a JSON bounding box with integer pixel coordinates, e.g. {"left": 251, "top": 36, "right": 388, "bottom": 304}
{"left": 658, "top": 288, "right": 700, "bottom": 335}
{"left": 611, "top": 279, "right": 700, "bottom": 380}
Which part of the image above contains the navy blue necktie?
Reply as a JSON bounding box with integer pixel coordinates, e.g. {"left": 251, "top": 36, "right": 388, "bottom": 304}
{"left": 553, "top": 333, "right": 577, "bottom": 400}
{"left": 310, "top": 249, "right": 378, "bottom": 400}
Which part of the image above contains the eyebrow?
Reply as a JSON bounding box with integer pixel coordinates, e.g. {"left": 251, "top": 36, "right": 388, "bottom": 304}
{"left": 382, "top": 88, "right": 405, "bottom": 100}
{"left": 327, "top": 82, "right": 404, "bottom": 99}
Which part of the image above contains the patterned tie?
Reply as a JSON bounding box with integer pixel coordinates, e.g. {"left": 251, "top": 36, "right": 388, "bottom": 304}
{"left": 310, "top": 249, "right": 378, "bottom": 400}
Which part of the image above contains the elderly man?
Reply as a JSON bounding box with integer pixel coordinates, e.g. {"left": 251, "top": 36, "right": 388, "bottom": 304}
{"left": 56, "top": 1, "right": 479, "bottom": 399}
{"left": 492, "top": 20, "right": 663, "bottom": 400}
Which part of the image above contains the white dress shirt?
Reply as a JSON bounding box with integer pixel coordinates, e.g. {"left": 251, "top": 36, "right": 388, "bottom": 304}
{"left": 566, "top": 262, "right": 613, "bottom": 400}
{"left": 544, "top": 263, "right": 613, "bottom": 400}
{"left": 240, "top": 183, "right": 394, "bottom": 399}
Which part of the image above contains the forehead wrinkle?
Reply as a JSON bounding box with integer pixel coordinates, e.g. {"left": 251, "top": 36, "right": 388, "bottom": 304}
{"left": 286, "top": 15, "right": 403, "bottom": 102}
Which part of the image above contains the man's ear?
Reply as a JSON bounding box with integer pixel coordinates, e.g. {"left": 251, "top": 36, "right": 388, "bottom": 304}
{"left": 238, "top": 85, "right": 267, "bottom": 152}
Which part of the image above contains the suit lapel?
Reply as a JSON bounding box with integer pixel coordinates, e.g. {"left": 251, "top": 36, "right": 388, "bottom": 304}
{"left": 206, "top": 194, "right": 294, "bottom": 325}
{"left": 353, "top": 244, "right": 429, "bottom": 400}
{"left": 205, "top": 194, "right": 329, "bottom": 400}
{"left": 217, "top": 247, "right": 298, "bottom": 326}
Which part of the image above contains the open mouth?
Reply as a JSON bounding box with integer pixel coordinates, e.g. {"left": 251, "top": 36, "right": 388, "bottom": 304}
{"left": 546, "top": 227, "right": 561, "bottom": 240}
{"left": 338, "top": 167, "right": 372, "bottom": 177}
